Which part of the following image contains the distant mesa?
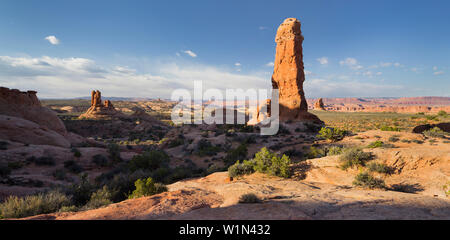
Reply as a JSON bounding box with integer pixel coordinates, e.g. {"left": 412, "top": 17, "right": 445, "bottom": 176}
{"left": 79, "top": 90, "right": 124, "bottom": 119}
{"left": 314, "top": 98, "right": 326, "bottom": 111}
{"left": 250, "top": 18, "right": 323, "bottom": 124}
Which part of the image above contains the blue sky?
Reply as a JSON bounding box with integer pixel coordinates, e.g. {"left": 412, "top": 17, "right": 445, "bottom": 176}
{"left": 0, "top": 0, "right": 449, "bottom": 98}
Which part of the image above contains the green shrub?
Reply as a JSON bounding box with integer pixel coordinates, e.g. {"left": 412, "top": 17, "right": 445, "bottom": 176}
{"left": 425, "top": 115, "right": 438, "bottom": 121}
{"left": 0, "top": 141, "right": 8, "bottom": 150}
{"left": 380, "top": 126, "right": 400, "bottom": 132}
{"left": 283, "top": 148, "right": 303, "bottom": 158}
{"left": 27, "top": 156, "right": 55, "bottom": 166}
{"left": 423, "top": 127, "right": 447, "bottom": 138}
{"left": 97, "top": 169, "right": 153, "bottom": 202}
{"left": 437, "top": 110, "right": 447, "bottom": 117}
{"left": 228, "top": 160, "right": 255, "bottom": 178}
{"left": 367, "top": 162, "right": 392, "bottom": 174}
{"left": 168, "top": 138, "right": 184, "bottom": 148}
{"left": 196, "top": 139, "right": 221, "bottom": 156}
{"left": 164, "top": 167, "right": 193, "bottom": 183}
{"left": 352, "top": 172, "right": 386, "bottom": 189}
{"left": 92, "top": 154, "right": 109, "bottom": 167}
{"left": 224, "top": 143, "right": 248, "bottom": 166}
{"left": 67, "top": 173, "right": 95, "bottom": 206}
{"left": 253, "top": 147, "right": 291, "bottom": 178}
{"left": 339, "top": 148, "right": 372, "bottom": 170}
{"left": 71, "top": 148, "right": 82, "bottom": 158}
{"left": 107, "top": 143, "right": 122, "bottom": 163}
{"left": 367, "top": 141, "right": 384, "bottom": 148}
{"left": 388, "top": 136, "right": 400, "bottom": 142}
{"left": 206, "top": 164, "right": 223, "bottom": 174}
{"left": 306, "top": 146, "right": 326, "bottom": 159}
{"left": 238, "top": 193, "right": 261, "bottom": 203}
{"left": 82, "top": 186, "right": 114, "bottom": 210}
{"left": 0, "top": 163, "right": 11, "bottom": 178}
{"left": 412, "top": 139, "right": 424, "bottom": 144}
{"left": 0, "top": 191, "right": 71, "bottom": 219}
{"left": 64, "top": 160, "right": 84, "bottom": 174}
{"left": 128, "top": 177, "right": 167, "bottom": 199}
{"left": 52, "top": 168, "right": 67, "bottom": 180}
{"left": 317, "top": 127, "right": 347, "bottom": 142}
{"left": 128, "top": 150, "right": 170, "bottom": 172}
{"left": 59, "top": 205, "right": 78, "bottom": 212}
{"left": 327, "top": 146, "right": 343, "bottom": 156}
{"left": 7, "top": 161, "right": 23, "bottom": 170}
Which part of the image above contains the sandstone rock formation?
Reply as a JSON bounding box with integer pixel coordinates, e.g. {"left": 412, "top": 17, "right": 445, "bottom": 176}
{"left": 271, "top": 18, "right": 321, "bottom": 123}
{"left": 250, "top": 18, "right": 322, "bottom": 124}
{"left": 314, "top": 98, "right": 326, "bottom": 110}
{"left": 306, "top": 97, "right": 450, "bottom": 113}
{"left": 79, "top": 90, "right": 123, "bottom": 119}
{"left": 0, "top": 115, "right": 70, "bottom": 148}
{"left": 0, "top": 87, "right": 67, "bottom": 135}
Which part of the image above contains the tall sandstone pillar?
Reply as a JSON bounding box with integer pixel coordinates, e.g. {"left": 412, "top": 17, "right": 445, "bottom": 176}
{"left": 271, "top": 18, "right": 321, "bottom": 123}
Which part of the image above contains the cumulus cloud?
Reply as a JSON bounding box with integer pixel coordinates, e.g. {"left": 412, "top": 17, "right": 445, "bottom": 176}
{"left": 234, "top": 62, "right": 241, "bottom": 66}
{"left": 0, "top": 55, "right": 418, "bottom": 99}
{"left": 45, "top": 35, "right": 60, "bottom": 45}
{"left": 265, "top": 62, "right": 274, "bottom": 67}
{"left": 183, "top": 50, "right": 197, "bottom": 58}
{"left": 434, "top": 71, "right": 444, "bottom": 75}
{"left": 339, "top": 57, "right": 362, "bottom": 70}
{"left": 317, "top": 57, "right": 328, "bottom": 65}
{"left": 0, "top": 55, "right": 270, "bottom": 98}
{"left": 379, "top": 62, "right": 392, "bottom": 67}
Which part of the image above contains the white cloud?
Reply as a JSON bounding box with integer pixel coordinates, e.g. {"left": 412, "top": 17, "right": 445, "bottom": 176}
{"left": 393, "top": 62, "right": 401, "bottom": 67}
{"left": 434, "top": 71, "right": 444, "bottom": 75}
{"left": 304, "top": 70, "right": 312, "bottom": 76}
{"left": 362, "top": 71, "right": 373, "bottom": 77}
{"left": 265, "top": 62, "right": 274, "bottom": 67}
{"left": 234, "top": 62, "right": 241, "bottom": 66}
{"left": 411, "top": 67, "right": 419, "bottom": 73}
{"left": 183, "top": 50, "right": 197, "bottom": 58}
{"left": 305, "top": 78, "right": 404, "bottom": 98}
{"left": 316, "top": 57, "right": 328, "bottom": 65}
{"left": 339, "top": 57, "right": 362, "bottom": 70}
{"left": 0, "top": 55, "right": 428, "bottom": 99}
{"left": 45, "top": 35, "right": 60, "bottom": 45}
{"left": 433, "top": 66, "right": 438, "bottom": 71}
{"left": 376, "top": 72, "right": 382, "bottom": 76}
{"left": 379, "top": 62, "right": 392, "bottom": 67}
{"left": 0, "top": 55, "right": 270, "bottom": 98}
{"left": 258, "top": 26, "right": 267, "bottom": 30}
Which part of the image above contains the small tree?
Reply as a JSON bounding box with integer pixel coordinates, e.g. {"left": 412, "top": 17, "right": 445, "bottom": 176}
{"left": 128, "top": 177, "right": 167, "bottom": 199}
{"left": 317, "top": 127, "right": 347, "bottom": 142}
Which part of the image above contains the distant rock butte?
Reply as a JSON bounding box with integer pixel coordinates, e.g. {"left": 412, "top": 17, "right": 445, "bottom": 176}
{"left": 314, "top": 98, "right": 325, "bottom": 110}
{"left": 79, "top": 90, "right": 124, "bottom": 119}
{"left": 251, "top": 18, "right": 322, "bottom": 124}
